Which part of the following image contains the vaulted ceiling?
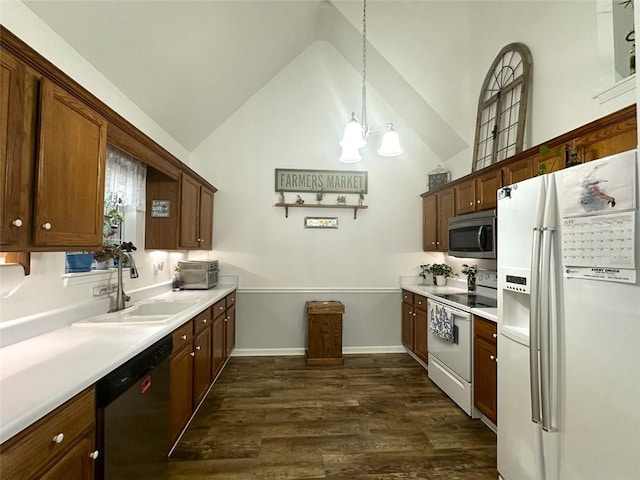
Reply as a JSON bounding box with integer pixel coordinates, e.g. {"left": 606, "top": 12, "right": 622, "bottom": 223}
{"left": 24, "top": 0, "right": 466, "bottom": 160}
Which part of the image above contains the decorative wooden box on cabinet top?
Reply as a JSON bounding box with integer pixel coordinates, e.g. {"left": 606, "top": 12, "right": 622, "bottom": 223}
{"left": 306, "top": 301, "right": 344, "bottom": 366}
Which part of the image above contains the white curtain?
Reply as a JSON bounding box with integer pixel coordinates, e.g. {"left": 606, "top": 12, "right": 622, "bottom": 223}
{"left": 104, "top": 145, "right": 147, "bottom": 213}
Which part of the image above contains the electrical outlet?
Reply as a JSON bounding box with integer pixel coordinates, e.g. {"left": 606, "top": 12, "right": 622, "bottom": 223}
{"left": 93, "top": 284, "right": 117, "bottom": 296}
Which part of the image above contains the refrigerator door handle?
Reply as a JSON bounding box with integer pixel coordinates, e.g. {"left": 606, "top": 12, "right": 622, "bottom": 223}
{"left": 540, "top": 226, "right": 553, "bottom": 432}
{"left": 529, "top": 226, "right": 543, "bottom": 425}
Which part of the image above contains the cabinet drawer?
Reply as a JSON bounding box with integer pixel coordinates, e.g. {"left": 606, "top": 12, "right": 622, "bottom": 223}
{"left": 0, "top": 387, "right": 95, "bottom": 479}
{"left": 193, "top": 308, "right": 212, "bottom": 335}
{"left": 401, "top": 290, "right": 414, "bottom": 305}
{"left": 172, "top": 321, "right": 194, "bottom": 352}
{"left": 225, "top": 291, "right": 236, "bottom": 308}
{"left": 212, "top": 298, "right": 226, "bottom": 319}
{"left": 474, "top": 316, "right": 497, "bottom": 345}
{"left": 414, "top": 294, "right": 428, "bottom": 311}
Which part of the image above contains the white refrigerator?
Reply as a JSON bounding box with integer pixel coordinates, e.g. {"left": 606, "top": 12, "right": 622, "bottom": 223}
{"left": 497, "top": 149, "right": 640, "bottom": 480}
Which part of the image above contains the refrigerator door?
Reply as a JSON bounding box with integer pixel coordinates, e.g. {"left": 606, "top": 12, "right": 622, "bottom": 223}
{"left": 552, "top": 159, "right": 640, "bottom": 479}
{"left": 498, "top": 174, "right": 549, "bottom": 480}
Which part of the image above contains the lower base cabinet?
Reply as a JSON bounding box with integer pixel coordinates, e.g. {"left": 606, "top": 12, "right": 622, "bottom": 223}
{"left": 401, "top": 289, "right": 428, "bottom": 363}
{"left": 169, "top": 290, "right": 237, "bottom": 446}
{"left": 0, "top": 387, "right": 97, "bottom": 480}
{"left": 473, "top": 315, "right": 497, "bottom": 424}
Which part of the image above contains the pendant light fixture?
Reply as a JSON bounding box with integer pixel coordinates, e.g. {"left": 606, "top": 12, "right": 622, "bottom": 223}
{"left": 339, "top": 0, "right": 403, "bottom": 163}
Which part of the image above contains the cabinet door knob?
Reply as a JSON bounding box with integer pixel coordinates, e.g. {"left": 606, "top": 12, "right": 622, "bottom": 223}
{"left": 224, "top": 318, "right": 228, "bottom": 322}
{"left": 196, "top": 345, "right": 201, "bottom": 351}
{"left": 492, "top": 333, "right": 497, "bottom": 338}
{"left": 42, "top": 222, "right": 52, "bottom": 230}
{"left": 89, "top": 450, "right": 99, "bottom": 460}
{"left": 52, "top": 433, "right": 64, "bottom": 444}
{"left": 431, "top": 241, "right": 435, "bottom": 245}
{"left": 219, "top": 306, "right": 224, "bottom": 310}
{"left": 202, "top": 318, "right": 208, "bottom": 324}
{"left": 11, "top": 218, "right": 23, "bottom": 227}
{"left": 190, "top": 352, "right": 195, "bottom": 357}
{"left": 469, "top": 202, "right": 473, "bottom": 206}
{"left": 490, "top": 355, "right": 496, "bottom": 361}
{"left": 477, "top": 200, "right": 481, "bottom": 204}
{"left": 181, "top": 334, "right": 187, "bottom": 340}
{"left": 436, "top": 241, "right": 440, "bottom": 245}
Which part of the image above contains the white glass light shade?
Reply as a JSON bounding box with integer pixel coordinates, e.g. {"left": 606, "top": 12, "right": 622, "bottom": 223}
{"left": 339, "top": 115, "right": 367, "bottom": 150}
{"left": 377, "top": 129, "right": 403, "bottom": 156}
{"left": 339, "top": 146, "right": 362, "bottom": 163}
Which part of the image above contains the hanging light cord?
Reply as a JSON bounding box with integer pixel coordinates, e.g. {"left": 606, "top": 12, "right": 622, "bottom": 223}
{"left": 361, "top": 0, "right": 368, "bottom": 135}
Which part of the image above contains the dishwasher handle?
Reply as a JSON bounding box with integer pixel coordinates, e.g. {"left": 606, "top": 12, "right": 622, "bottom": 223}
{"left": 96, "top": 336, "right": 172, "bottom": 407}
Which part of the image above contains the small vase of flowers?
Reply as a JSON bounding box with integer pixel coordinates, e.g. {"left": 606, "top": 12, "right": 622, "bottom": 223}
{"left": 462, "top": 264, "right": 478, "bottom": 293}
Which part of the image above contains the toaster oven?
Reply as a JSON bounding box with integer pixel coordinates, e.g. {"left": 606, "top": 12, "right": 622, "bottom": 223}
{"left": 178, "top": 260, "right": 219, "bottom": 290}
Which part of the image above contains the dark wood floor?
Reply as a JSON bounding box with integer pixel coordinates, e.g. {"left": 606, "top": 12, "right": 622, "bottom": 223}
{"left": 168, "top": 354, "right": 497, "bottom": 479}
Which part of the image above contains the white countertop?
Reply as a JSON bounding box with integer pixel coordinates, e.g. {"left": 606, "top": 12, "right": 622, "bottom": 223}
{"left": 0, "top": 281, "right": 237, "bottom": 444}
{"left": 400, "top": 278, "right": 498, "bottom": 323}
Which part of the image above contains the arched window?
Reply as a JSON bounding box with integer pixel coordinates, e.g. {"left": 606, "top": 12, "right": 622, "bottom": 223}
{"left": 473, "top": 43, "right": 532, "bottom": 171}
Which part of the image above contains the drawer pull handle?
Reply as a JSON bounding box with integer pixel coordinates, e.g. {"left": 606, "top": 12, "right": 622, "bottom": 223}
{"left": 181, "top": 334, "right": 188, "bottom": 340}
{"left": 52, "top": 433, "right": 64, "bottom": 444}
{"left": 89, "top": 450, "right": 100, "bottom": 460}
{"left": 11, "top": 218, "right": 23, "bottom": 227}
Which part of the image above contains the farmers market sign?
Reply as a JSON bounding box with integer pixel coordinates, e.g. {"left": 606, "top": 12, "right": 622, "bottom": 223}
{"left": 275, "top": 169, "right": 368, "bottom": 194}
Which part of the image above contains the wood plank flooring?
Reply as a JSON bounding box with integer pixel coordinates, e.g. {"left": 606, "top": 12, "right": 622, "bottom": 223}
{"left": 167, "top": 354, "right": 497, "bottom": 479}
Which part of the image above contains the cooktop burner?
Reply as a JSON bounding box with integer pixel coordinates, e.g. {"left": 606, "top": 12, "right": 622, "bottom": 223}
{"left": 440, "top": 293, "right": 497, "bottom": 309}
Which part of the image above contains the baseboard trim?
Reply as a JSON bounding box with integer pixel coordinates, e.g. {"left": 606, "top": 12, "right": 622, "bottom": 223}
{"left": 232, "top": 345, "right": 406, "bottom": 357}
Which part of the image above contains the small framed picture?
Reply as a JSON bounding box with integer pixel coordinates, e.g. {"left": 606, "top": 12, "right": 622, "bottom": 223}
{"left": 428, "top": 171, "right": 450, "bottom": 191}
{"left": 151, "top": 200, "right": 171, "bottom": 218}
{"left": 304, "top": 217, "right": 339, "bottom": 229}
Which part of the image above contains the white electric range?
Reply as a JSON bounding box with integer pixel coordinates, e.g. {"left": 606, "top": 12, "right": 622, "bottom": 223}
{"left": 401, "top": 271, "right": 497, "bottom": 418}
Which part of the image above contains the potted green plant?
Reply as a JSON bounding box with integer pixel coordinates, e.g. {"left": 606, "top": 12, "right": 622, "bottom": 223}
{"left": 420, "top": 263, "right": 456, "bottom": 286}
{"left": 93, "top": 244, "right": 122, "bottom": 270}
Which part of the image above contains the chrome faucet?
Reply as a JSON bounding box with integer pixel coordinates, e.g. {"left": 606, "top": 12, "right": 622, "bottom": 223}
{"left": 109, "top": 242, "right": 138, "bottom": 312}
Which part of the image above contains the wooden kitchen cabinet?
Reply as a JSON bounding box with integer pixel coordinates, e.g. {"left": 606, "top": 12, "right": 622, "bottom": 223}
{"left": 502, "top": 157, "right": 533, "bottom": 186}
{"left": 169, "top": 321, "right": 194, "bottom": 445}
{"left": 473, "top": 316, "right": 497, "bottom": 424}
{"left": 1, "top": 52, "right": 106, "bottom": 251}
{"left": 306, "top": 300, "right": 344, "bottom": 366}
{"left": 212, "top": 303, "right": 226, "bottom": 378}
{"left": 413, "top": 294, "right": 428, "bottom": 363}
{"left": 0, "top": 50, "right": 38, "bottom": 248}
{"left": 401, "top": 290, "right": 428, "bottom": 363}
{"left": 179, "top": 173, "right": 215, "bottom": 250}
{"left": 454, "top": 170, "right": 502, "bottom": 215}
{"left": 193, "top": 309, "right": 213, "bottom": 407}
{"left": 422, "top": 188, "right": 454, "bottom": 252}
{"left": 0, "top": 386, "right": 97, "bottom": 480}
{"left": 224, "top": 294, "right": 236, "bottom": 358}
{"left": 401, "top": 290, "right": 414, "bottom": 350}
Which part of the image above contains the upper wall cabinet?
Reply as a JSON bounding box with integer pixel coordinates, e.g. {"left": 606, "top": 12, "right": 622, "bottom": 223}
{"left": 0, "top": 51, "right": 107, "bottom": 251}
{"left": 179, "top": 173, "right": 214, "bottom": 250}
{"left": 145, "top": 171, "right": 215, "bottom": 251}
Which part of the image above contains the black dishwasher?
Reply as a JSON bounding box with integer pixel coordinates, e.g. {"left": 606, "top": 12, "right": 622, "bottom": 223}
{"left": 96, "top": 335, "right": 173, "bottom": 480}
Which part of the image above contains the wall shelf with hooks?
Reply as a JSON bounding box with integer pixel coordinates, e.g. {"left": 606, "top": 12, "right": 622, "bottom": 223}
{"left": 274, "top": 203, "right": 368, "bottom": 220}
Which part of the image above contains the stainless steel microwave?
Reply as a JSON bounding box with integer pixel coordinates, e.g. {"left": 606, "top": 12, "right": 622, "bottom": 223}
{"left": 178, "top": 260, "right": 219, "bottom": 290}
{"left": 448, "top": 209, "right": 496, "bottom": 259}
